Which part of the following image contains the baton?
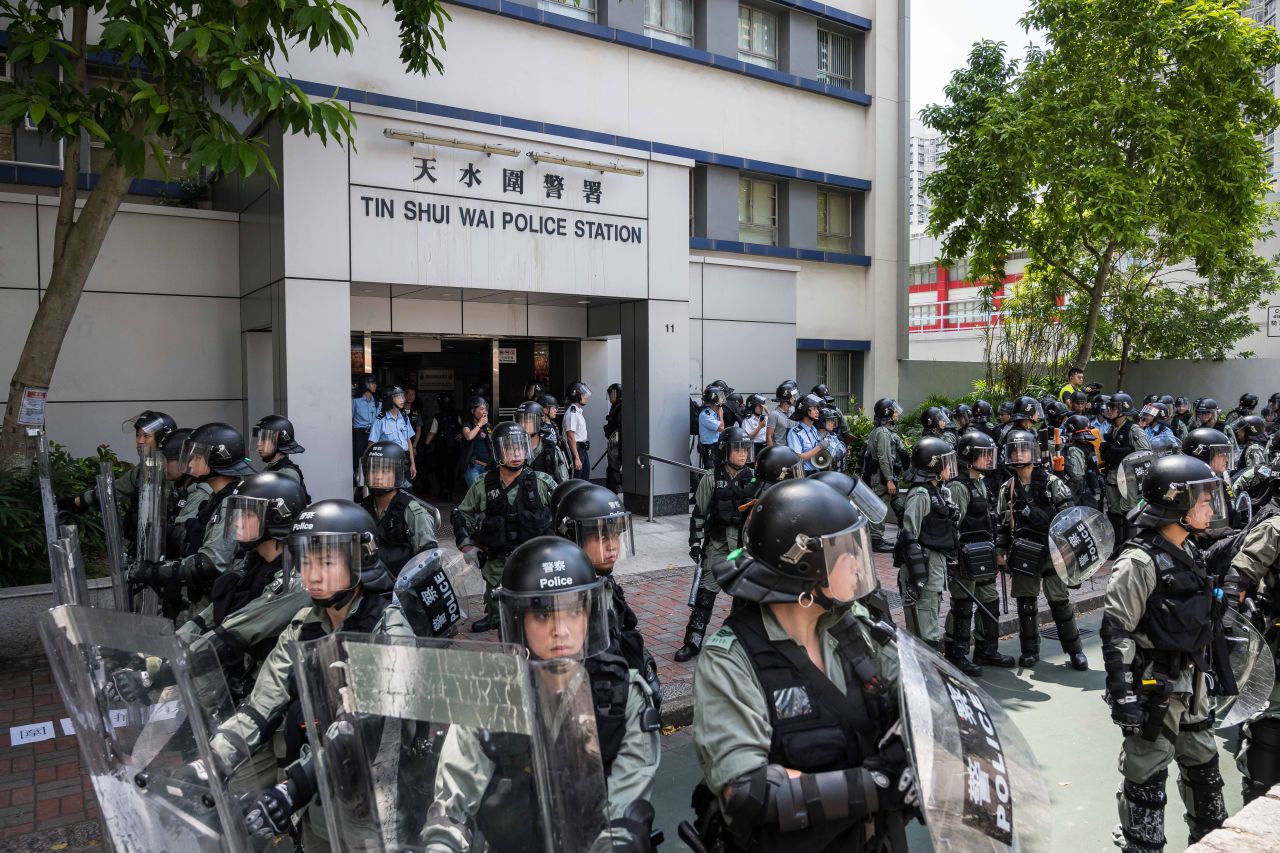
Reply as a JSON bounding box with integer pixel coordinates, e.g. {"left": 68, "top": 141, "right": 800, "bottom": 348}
{"left": 999, "top": 568, "right": 1009, "bottom": 615}
{"left": 590, "top": 451, "right": 608, "bottom": 472}
{"left": 952, "top": 578, "right": 1001, "bottom": 625}
{"left": 687, "top": 558, "right": 703, "bottom": 608}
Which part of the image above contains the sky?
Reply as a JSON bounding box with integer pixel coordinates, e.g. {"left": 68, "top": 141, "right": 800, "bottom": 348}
{"left": 910, "top": 0, "right": 1041, "bottom": 132}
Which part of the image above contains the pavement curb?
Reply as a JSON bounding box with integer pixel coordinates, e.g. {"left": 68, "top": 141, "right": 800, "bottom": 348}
{"left": 656, "top": 587, "right": 1108, "bottom": 730}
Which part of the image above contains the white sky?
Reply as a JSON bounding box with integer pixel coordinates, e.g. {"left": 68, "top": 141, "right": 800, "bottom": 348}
{"left": 910, "top": 0, "right": 1042, "bottom": 132}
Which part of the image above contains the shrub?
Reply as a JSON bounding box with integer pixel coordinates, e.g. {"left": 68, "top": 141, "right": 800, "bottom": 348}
{"left": 0, "top": 444, "right": 129, "bottom": 586}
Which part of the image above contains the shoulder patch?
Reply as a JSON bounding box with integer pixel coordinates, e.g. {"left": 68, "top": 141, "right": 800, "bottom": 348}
{"left": 704, "top": 626, "right": 737, "bottom": 652}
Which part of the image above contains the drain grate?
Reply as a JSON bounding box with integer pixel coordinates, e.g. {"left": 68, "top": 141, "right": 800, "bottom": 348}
{"left": 1039, "top": 626, "right": 1096, "bottom": 641}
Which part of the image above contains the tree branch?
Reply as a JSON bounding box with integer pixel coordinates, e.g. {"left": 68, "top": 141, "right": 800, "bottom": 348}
{"left": 53, "top": 6, "right": 88, "bottom": 264}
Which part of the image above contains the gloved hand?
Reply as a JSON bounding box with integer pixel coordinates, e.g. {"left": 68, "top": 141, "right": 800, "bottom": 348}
{"left": 128, "top": 558, "right": 182, "bottom": 595}
{"left": 239, "top": 781, "right": 296, "bottom": 838}
{"left": 858, "top": 761, "right": 920, "bottom": 813}
{"left": 689, "top": 544, "right": 703, "bottom": 566}
{"left": 595, "top": 799, "right": 657, "bottom": 853}
{"left": 1108, "top": 692, "right": 1145, "bottom": 736}
{"left": 107, "top": 667, "right": 151, "bottom": 704}
{"left": 57, "top": 495, "right": 79, "bottom": 512}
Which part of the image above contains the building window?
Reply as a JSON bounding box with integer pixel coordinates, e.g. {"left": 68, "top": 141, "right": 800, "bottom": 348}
{"left": 738, "top": 5, "right": 777, "bottom": 69}
{"left": 949, "top": 298, "right": 987, "bottom": 325}
{"left": 738, "top": 177, "right": 777, "bottom": 245}
{"left": 817, "top": 189, "right": 852, "bottom": 253}
{"left": 646, "top": 0, "right": 693, "bottom": 46}
{"left": 908, "top": 263, "right": 937, "bottom": 286}
{"left": 817, "top": 29, "right": 853, "bottom": 88}
{"left": 817, "top": 351, "right": 852, "bottom": 412}
{"left": 947, "top": 258, "right": 971, "bottom": 282}
{"left": 909, "top": 304, "right": 939, "bottom": 328}
{"left": 539, "top": 0, "right": 596, "bottom": 22}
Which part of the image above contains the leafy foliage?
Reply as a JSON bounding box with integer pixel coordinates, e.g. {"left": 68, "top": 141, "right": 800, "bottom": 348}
{"left": 922, "top": 0, "right": 1280, "bottom": 368}
{"left": 0, "top": 444, "right": 128, "bottom": 586}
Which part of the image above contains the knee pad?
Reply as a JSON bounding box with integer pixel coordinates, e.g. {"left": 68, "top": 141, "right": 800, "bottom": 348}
{"left": 1048, "top": 598, "right": 1074, "bottom": 622}
{"left": 1120, "top": 770, "right": 1168, "bottom": 850}
{"left": 1016, "top": 597, "right": 1037, "bottom": 619}
{"left": 1245, "top": 717, "right": 1280, "bottom": 787}
{"left": 1180, "top": 755, "right": 1226, "bottom": 840}
{"left": 951, "top": 597, "right": 975, "bottom": 620}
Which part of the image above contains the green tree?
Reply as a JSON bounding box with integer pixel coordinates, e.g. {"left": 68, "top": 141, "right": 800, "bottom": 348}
{"left": 0, "top": 0, "right": 449, "bottom": 461}
{"left": 922, "top": 0, "right": 1280, "bottom": 372}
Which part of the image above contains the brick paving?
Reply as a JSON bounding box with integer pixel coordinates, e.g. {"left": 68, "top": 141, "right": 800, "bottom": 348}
{"left": 0, "top": 547, "right": 1111, "bottom": 850}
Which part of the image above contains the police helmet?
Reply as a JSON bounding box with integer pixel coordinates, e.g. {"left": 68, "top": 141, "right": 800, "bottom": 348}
{"left": 1235, "top": 414, "right": 1267, "bottom": 441}
{"left": 467, "top": 396, "right": 489, "bottom": 414}
{"left": 1128, "top": 455, "right": 1226, "bottom": 531}
{"left": 491, "top": 421, "right": 531, "bottom": 469}
{"left": 793, "top": 393, "right": 824, "bottom": 422}
{"left": 161, "top": 428, "right": 193, "bottom": 462}
{"left": 497, "top": 537, "right": 610, "bottom": 659}
{"left": 873, "top": 398, "right": 902, "bottom": 423}
{"left": 911, "top": 436, "right": 956, "bottom": 480}
{"left": 998, "top": 400, "right": 1016, "bottom": 417}
{"left": 702, "top": 385, "right": 726, "bottom": 406}
{"left": 254, "top": 414, "right": 305, "bottom": 456}
{"left": 567, "top": 382, "right": 591, "bottom": 405}
{"left": 1044, "top": 400, "right": 1069, "bottom": 425}
{"left": 362, "top": 441, "right": 408, "bottom": 495}
{"left": 1064, "top": 414, "right": 1094, "bottom": 437}
{"left": 1182, "top": 428, "right": 1232, "bottom": 474}
{"left": 753, "top": 445, "right": 805, "bottom": 489}
{"left": 225, "top": 472, "right": 308, "bottom": 545}
{"left": 920, "top": 406, "right": 950, "bottom": 432}
{"left": 1159, "top": 395, "right": 1174, "bottom": 406}
{"left": 384, "top": 385, "right": 405, "bottom": 403}
{"left": 747, "top": 393, "right": 768, "bottom": 414}
{"left": 289, "top": 499, "right": 391, "bottom": 606}
{"left": 1239, "top": 393, "right": 1259, "bottom": 412}
{"left": 710, "top": 379, "right": 735, "bottom": 395}
{"left": 607, "top": 383, "right": 622, "bottom": 400}
{"left": 550, "top": 478, "right": 591, "bottom": 519}
{"left": 555, "top": 484, "right": 634, "bottom": 572}
{"left": 718, "top": 479, "right": 875, "bottom": 606}
{"left": 1013, "top": 395, "right": 1044, "bottom": 423}
{"left": 973, "top": 400, "right": 994, "bottom": 420}
{"left": 182, "top": 422, "right": 256, "bottom": 478}
{"left": 515, "top": 401, "right": 545, "bottom": 436}
{"left": 1091, "top": 394, "right": 1111, "bottom": 418}
{"left": 1069, "top": 390, "right": 1089, "bottom": 406}
{"left": 124, "top": 410, "right": 178, "bottom": 445}
{"left": 775, "top": 382, "right": 800, "bottom": 404}
{"left": 1142, "top": 394, "right": 1159, "bottom": 405}
{"left": 1175, "top": 396, "right": 1191, "bottom": 409}
{"left": 957, "top": 430, "right": 998, "bottom": 471}
{"left": 1106, "top": 392, "right": 1135, "bottom": 417}
{"left": 537, "top": 393, "right": 559, "bottom": 411}
{"left": 1196, "top": 397, "right": 1220, "bottom": 415}
{"left": 436, "top": 390, "right": 455, "bottom": 409}
{"left": 727, "top": 392, "right": 744, "bottom": 410}
{"left": 811, "top": 384, "right": 834, "bottom": 405}
{"left": 954, "top": 403, "right": 973, "bottom": 423}
{"left": 718, "top": 426, "right": 755, "bottom": 465}
{"left": 1002, "top": 429, "right": 1039, "bottom": 467}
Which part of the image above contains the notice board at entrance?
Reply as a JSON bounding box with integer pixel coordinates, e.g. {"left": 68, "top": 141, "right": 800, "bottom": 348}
{"left": 498, "top": 348, "right": 517, "bottom": 364}
{"left": 417, "top": 369, "right": 454, "bottom": 391}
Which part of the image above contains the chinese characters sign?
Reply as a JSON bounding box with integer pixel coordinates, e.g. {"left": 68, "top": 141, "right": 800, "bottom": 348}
{"left": 941, "top": 669, "right": 1015, "bottom": 844}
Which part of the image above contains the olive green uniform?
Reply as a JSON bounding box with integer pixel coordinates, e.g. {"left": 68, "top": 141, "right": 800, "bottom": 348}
{"left": 945, "top": 476, "right": 1001, "bottom": 649}
{"left": 421, "top": 669, "right": 660, "bottom": 851}
{"left": 864, "top": 425, "right": 905, "bottom": 541}
{"left": 1105, "top": 423, "right": 1152, "bottom": 515}
{"left": 1227, "top": 517, "right": 1280, "bottom": 796}
{"left": 692, "top": 603, "right": 899, "bottom": 840}
{"left": 898, "top": 482, "right": 953, "bottom": 644}
{"left": 1104, "top": 542, "right": 1221, "bottom": 846}
{"left": 455, "top": 469, "right": 556, "bottom": 620}
{"left": 1238, "top": 442, "right": 1267, "bottom": 474}
{"left": 531, "top": 435, "right": 571, "bottom": 484}
{"left": 995, "top": 473, "right": 1073, "bottom": 600}
{"left": 691, "top": 466, "right": 747, "bottom": 595}
{"left": 1063, "top": 444, "right": 1091, "bottom": 502}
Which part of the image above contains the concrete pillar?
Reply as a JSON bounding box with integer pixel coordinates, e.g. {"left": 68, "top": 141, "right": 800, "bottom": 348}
{"left": 783, "top": 11, "right": 817, "bottom": 77}
{"left": 579, "top": 339, "right": 620, "bottom": 466}
{"left": 272, "top": 279, "right": 354, "bottom": 503}
{"left": 782, "top": 180, "right": 817, "bottom": 251}
{"left": 242, "top": 331, "right": 274, "bottom": 427}
{"left": 621, "top": 299, "right": 690, "bottom": 515}
{"left": 695, "top": 165, "right": 741, "bottom": 242}
{"left": 696, "top": 0, "right": 739, "bottom": 58}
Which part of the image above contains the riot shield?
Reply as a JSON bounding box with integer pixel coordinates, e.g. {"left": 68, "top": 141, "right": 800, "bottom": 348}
{"left": 393, "top": 548, "right": 485, "bottom": 639}
{"left": 1148, "top": 431, "right": 1180, "bottom": 457}
{"left": 29, "top": 427, "right": 61, "bottom": 585}
{"left": 1116, "top": 450, "right": 1156, "bottom": 504}
{"left": 36, "top": 604, "right": 256, "bottom": 852}
{"left": 896, "top": 630, "right": 1051, "bottom": 852}
{"left": 291, "top": 633, "right": 611, "bottom": 852}
{"left": 850, "top": 475, "right": 889, "bottom": 524}
{"left": 1215, "top": 608, "right": 1276, "bottom": 730}
{"left": 50, "top": 524, "right": 91, "bottom": 608}
{"left": 1048, "top": 506, "right": 1114, "bottom": 587}
{"left": 96, "top": 461, "right": 132, "bottom": 611}
{"left": 134, "top": 447, "right": 167, "bottom": 615}
{"left": 1233, "top": 488, "right": 1253, "bottom": 529}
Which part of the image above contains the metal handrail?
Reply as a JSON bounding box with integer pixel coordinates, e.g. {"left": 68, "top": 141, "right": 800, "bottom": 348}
{"left": 636, "top": 453, "right": 706, "bottom": 522}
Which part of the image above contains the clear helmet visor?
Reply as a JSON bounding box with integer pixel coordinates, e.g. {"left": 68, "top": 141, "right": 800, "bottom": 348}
{"left": 891, "top": 401, "right": 904, "bottom": 416}
{"left": 179, "top": 439, "right": 214, "bottom": 477}
{"left": 1025, "top": 402, "right": 1045, "bottom": 422}
{"left": 569, "top": 514, "right": 636, "bottom": 572}
{"left": 224, "top": 495, "right": 269, "bottom": 544}
{"left": 290, "top": 532, "right": 362, "bottom": 598}
{"left": 497, "top": 580, "right": 611, "bottom": 661}
{"left": 517, "top": 412, "right": 543, "bottom": 435}
{"left": 1199, "top": 444, "right": 1231, "bottom": 475}
{"left": 362, "top": 455, "right": 406, "bottom": 491}
{"left": 1183, "top": 478, "right": 1229, "bottom": 530}
{"left": 849, "top": 477, "right": 889, "bottom": 523}
{"left": 1139, "top": 405, "right": 1161, "bottom": 423}
{"left": 934, "top": 450, "right": 958, "bottom": 480}
{"left": 495, "top": 431, "right": 531, "bottom": 467}
{"left": 968, "top": 446, "right": 997, "bottom": 471}
{"left": 1149, "top": 432, "right": 1180, "bottom": 457}
{"left": 254, "top": 428, "right": 281, "bottom": 458}
{"left": 811, "top": 519, "right": 877, "bottom": 602}
{"left": 1004, "top": 439, "right": 1037, "bottom": 466}
{"left": 124, "top": 412, "right": 167, "bottom": 438}
{"left": 721, "top": 440, "right": 755, "bottom": 467}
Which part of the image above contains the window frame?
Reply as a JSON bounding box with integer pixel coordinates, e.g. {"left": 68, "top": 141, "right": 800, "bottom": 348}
{"left": 738, "top": 175, "right": 778, "bottom": 246}
{"left": 816, "top": 27, "right": 854, "bottom": 89}
{"left": 645, "top": 0, "right": 694, "bottom": 46}
{"left": 737, "top": 4, "right": 779, "bottom": 70}
{"left": 816, "top": 188, "right": 852, "bottom": 253}
{"left": 816, "top": 351, "right": 853, "bottom": 413}
{"left": 538, "top": 0, "right": 597, "bottom": 22}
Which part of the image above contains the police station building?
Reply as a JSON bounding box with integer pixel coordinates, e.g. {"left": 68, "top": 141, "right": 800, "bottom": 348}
{"left": 0, "top": 0, "right": 908, "bottom": 509}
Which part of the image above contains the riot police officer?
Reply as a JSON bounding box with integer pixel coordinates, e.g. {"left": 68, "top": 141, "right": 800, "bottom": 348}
{"left": 1233, "top": 414, "right": 1268, "bottom": 474}
{"left": 129, "top": 422, "right": 256, "bottom": 610}
{"left": 517, "top": 400, "right": 570, "bottom": 483}
{"left": 920, "top": 406, "right": 953, "bottom": 448}
{"left": 1063, "top": 414, "right": 1104, "bottom": 509}
{"left": 997, "top": 400, "right": 1016, "bottom": 442}
{"left": 897, "top": 437, "right": 959, "bottom": 649}
{"left": 1197, "top": 398, "right": 1239, "bottom": 463}
{"left": 1172, "top": 397, "right": 1194, "bottom": 440}
{"left": 605, "top": 382, "right": 623, "bottom": 492}
{"left": 818, "top": 406, "right": 848, "bottom": 471}
{"left": 424, "top": 537, "right": 660, "bottom": 851}
{"left": 358, "top": 442, "right": 440, "bottom": 576}
{"left": 218, "top": 499, "right": 408, "bottom": 851}
{"left": 1102, "top": 455, "right": 1230, "bottom": 852}
{"left": 160, "top": 427, "right": 203, "bottom": 557}
{"left": 1227, "top": 392, "right": 1259, "bottom": 427}
{"left": 749, "top": 445, "right": 805, "bottom": 499}
{"left": 696, "top": 384, "right": 727, "bottom": 468}
{"left": 253, "top": 414, "right": 310, "bottom": 503}
{"left": 953, "top": 403, "right": 975, "bottom": 436}
{"left": 688, "top": 479, "right": 917, "bottom": 852}
{"left": 1008, "top": 395, "right": 1044, "bottom": 435}
{"left": 996, "top": 429, "right": 1087, "bottom": 670}
{"left": 58, "top": 410, "right": 177, "bottom": 515}
{"left": 946, "top": 432, "right": 1016, "bottom": 675}
{"left": 862, "top": 398, "right": 907, "bottom": 552}
{"left": 678, "top": 427, "right": 756, "bottom": 662}
{"left": 973, "top": 399, "right": 1000, "bottom": 442}
{"left": 564, "top": 381, "right": 592, "bottom": 481}
{"left": 1103, "top": 393, "right": 1154, "bottom": 544}
{"left": 453, "top": 421, "right": 556, "bottom": 632}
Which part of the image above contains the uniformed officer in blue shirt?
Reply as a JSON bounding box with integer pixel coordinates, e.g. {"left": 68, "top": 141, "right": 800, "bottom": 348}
{"left": 368, "top": 385, "right": 417, "bottom": 482}
{"left": 351, "top": 374, "right": 380, "bottom": 464}
{"left": 786, "top": 392, "right": 825, "bottom": 472}
{"left": 696, "top": 385, "right": 725, "bottom": 468}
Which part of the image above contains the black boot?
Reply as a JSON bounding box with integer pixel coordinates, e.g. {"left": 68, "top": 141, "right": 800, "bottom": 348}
{"left": 470, "top": 615, "right": 497, "bottom": 633}
{"left": 1050, "top": 598, "right": 1089, "bottom": 670}
{"left": 944, "top": 598, "right": 983, "bottom": 676}
{"left": 675, "top": 589, "right": 717, "bottom": 662}
{"left": 945, "top": 640, "right": 984, "bottom": 677}
{"left": 974, "top": 603, "right": 1015, "bottom": 667}
{"left": 1016, "top": 597, "right": 1040, "bottom": 667}
{"left": 871, "top": 537, "right": 896, "bottom": 553}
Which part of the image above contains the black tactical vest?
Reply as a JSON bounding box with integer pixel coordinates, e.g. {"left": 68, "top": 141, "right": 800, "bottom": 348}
{"left": 473, "top": 469, "right": 552, "bottom": 558}
{"left": 1102, "top": 419, "right": 1137, "bottom": 469}
{"left": 706, "top": 462, "right": 755, "bottom": 540}
{"left": 1130, "top": 532, "right": 1214, "bottom": 657}
{"left": 361, "top": 490, "right": 422, "bottom": 575}
{"left": 528, "top": 438, "right": 560, "bottom": 479}
{"left": 915, "top": 483, "right": 959, "bottom": 553}
{"left": 267, "top": 455, "right": 311, "bottom": 504}
{"left": 183, "top": 480, "right": 239, "bottom": 558}
{"left": 956, "top": 477, "right": 994, "bottom": 540}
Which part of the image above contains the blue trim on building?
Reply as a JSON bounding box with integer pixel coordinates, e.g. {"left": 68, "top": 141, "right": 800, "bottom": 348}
{"left": 0, "top": 162, "right": 195, "bottom": 199}
{"left": 690, "top": 237, "right": 871, "bottom": 267}
{"left": 797, "top": 337, "right": 872, "bottom": 351}
{"left": 782, "top": 0, "right": 873, "bottom": 31}
{"left": 444, "top": 0, "right": 873, "bottom": 107}
{"left": 295, "top": 79, "right": 873, "bottom": 192}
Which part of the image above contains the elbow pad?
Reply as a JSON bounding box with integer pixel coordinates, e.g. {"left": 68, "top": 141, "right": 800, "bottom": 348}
{"left": 1099, "top": 614, "right": 1136, "bottom": 700}
{"left": 904, "top": 541, "right": 929, "bottom": 588}
{"left": 723, "top": 764, "right": 881, "bottom": 835}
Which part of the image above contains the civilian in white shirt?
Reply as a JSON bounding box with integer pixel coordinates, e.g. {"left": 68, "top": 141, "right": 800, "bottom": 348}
{"left": 564, "top": 381, "right": 592, "bottom": 481}
{"left": 741, "top": 393, "right": 769, "bottom": 455}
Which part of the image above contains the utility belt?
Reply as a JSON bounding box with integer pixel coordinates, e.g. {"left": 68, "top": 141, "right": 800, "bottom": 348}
{"left": 1006, "top": 535, "right": 1049, "bottom": 577}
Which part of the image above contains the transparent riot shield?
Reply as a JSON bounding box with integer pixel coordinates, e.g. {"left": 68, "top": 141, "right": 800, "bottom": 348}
{"left": 850, "top": 475, "right": 889, "bottom": 524}
{"left": 1215, "top": 608, "right": 1276, "bottom": 730}
{"left": 291, "top": 633, "right": 611, "bottom": 853}
{"left": 1048, "top": 506, "right": 1115, "bottom": 587}
{"left": 1116, "top": 450, "right": 1156, "bottom": 504}
{"left": 134, "top": 447, "right": 167, "bottom": 615}
{"left": 1234, "top": 488, "right": 1253, "bottom": 529}
{"left": 28, "top": 427, "right": 61, "bottom": 585}
{"left": 36, "top": 604, "right": 256, "bottom": 852}
{"left": 50, "top": 524, "right": 91, "bottom": 607}
{"left": 896, "top": 630, "right": 1051, "bottom": 853}
{"left": 96, "top": 462, "right": 132, "bottom": 611}
{"left": 393, "top": 549, "right": 486, "bottom": 639}
{"left": 1149, "top": 431, "right": 1180, "bottom": 457}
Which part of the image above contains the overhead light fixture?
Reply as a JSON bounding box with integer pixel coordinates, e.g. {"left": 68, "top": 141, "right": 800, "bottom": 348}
{"left": 528, "top": 151, "right": 644, "bottom": 176}
{"left": 383, "top": 128, "right": 519, "bottom": 157}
